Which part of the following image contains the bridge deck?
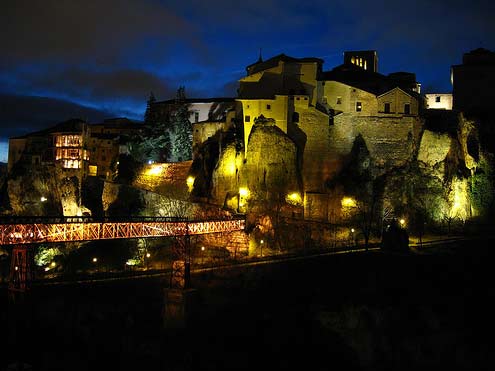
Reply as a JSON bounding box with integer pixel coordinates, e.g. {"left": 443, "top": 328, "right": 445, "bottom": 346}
{"left": 0, "top": 218, "right": 245, "bottom": 245}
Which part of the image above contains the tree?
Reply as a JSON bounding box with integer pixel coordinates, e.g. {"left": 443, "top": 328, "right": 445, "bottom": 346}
{"left": 144, "top": 92, "right": 157, "bottom": 126}
{"left": 171, "top": 98, "right": 192, "bottom": 162}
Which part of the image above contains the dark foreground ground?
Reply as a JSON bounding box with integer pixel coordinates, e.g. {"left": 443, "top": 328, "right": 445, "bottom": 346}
{"left": 1, "top": 238, "right": 494, "bottom": 370}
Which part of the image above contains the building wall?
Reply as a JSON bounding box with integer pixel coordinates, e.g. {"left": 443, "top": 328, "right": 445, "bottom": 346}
{"left": 452, "top": 64, "right": 495, "bottom": 112}
{"left": 377, "top": 88, "right": 419, "bottom": 115}
{"left": 7, "top": 138, "right": 27, "bottom": 172}
{"left": 238, "top": 95, "right": 289, "bottom": 152}
{"left": 192, "top": 111, "right": 236, "bottom": 150}
{"left": 298, "top": 62, "right": 320, "bottom": 106}
{"left": 425, "top": 94, "right": 453, "bottom": 110}
{"left": 297, "top": 105, "right": 332, "bottom": 193}
{"left": 323, "top": 81, "right": 378, "bottom": 115}
{"left": 88, "top": 136, "right": 120, "bottom": 178}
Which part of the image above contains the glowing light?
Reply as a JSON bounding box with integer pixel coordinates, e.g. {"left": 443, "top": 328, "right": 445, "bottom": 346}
{"left": 239, "top": 188, "right": 249, "bottom": 197}
{"left": 146, "top": 164, "right": 163, "bottom": 176}
{"left": 201, "top": 246, "right": 205, "bottom": 251}
{"left": 286, "top": 192, "right": 303, "bottom": 205}
{"left": 15, "top": 266, "right": 19, "bottom": 271}
{"left": 187, "top": 176, "right": 195, "bottom": 192}
{"left": 92, "top": 257, "right": 98, "bottom": 263}
{"left": 260, "top": 239, "right": 264, "bottom": 244}
{"left": 40, "top": 196, "right": 47, "bottom": 202}
{"left": 400, "top": 218, "right": 405, "bottom": 226}
{"left": 146, "top": 253, "right": 151, "bottom": 258}
{"left": 50, "top": 262, "right": 56, "bottom": 268}
{"left": 341, "top": 197, "right": 357, "bottom": 208}
{"left": 351, "top": 228, "right": 355, "bottom": 233}
{"left": 449, "top": 178, "right": 469, "bottom": 220}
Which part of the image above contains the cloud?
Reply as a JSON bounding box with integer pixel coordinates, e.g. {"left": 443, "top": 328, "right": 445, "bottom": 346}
{"left": 0, "top": 0, "right": 200, "bottom": 66}
{"left": 26, "top": 68, "right": 176, "bottom": 102}
{"left": 0, "top": 94, "right": 113, "bottom": 139}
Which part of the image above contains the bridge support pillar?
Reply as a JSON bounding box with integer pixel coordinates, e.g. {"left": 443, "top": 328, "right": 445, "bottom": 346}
{"left": 9, "top": 245, "right": 34, "bottom": 294}
{"left": 163, "top": 288, "right": 198, "bottom": 328}
{"left": 163, "top": 259, "right": 197, "bottom": 328}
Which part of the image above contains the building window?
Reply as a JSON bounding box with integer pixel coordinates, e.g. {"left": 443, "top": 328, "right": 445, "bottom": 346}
{"left": 266, "top": 104, "right": 271, "bottom": 110}
{"left": 404, "top": 104, "right": 411, "bottom": 114}
{"left": 384, "top": 103, "right": 391, "bottom": 113}
{"left": 245, "top": 115, "right": 250, "bottom": 122}
{"left": 435, "top": 96, "right": 441, "bottom": 103}
{"left": 336, "top": 97, "right": 342, "bottom": 105}
{"left": 194, "top": 111, "right": 199, "bottom": 123}
{"left": 356, "top": 102, "right": 362, "bottom": 112}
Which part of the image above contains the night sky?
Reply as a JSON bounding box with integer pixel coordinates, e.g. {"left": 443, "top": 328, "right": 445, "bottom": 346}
{"left": 1, "top": 0, "right": 494, "bottom": 161}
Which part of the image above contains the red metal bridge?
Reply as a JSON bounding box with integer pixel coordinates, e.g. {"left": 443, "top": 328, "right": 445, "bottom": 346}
{"left": 0, "top": 216, "right": 246, "bottom": 292}
{"left": 0, "top": 216, "right": 245, "bottom": 245}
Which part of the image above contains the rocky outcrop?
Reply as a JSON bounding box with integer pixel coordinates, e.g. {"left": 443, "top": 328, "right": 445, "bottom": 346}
{"left": 240, "top": 124, "right": 299, "bottom": 194}
{"left": 4, "top": 165, "right": 90, "bottom": 216}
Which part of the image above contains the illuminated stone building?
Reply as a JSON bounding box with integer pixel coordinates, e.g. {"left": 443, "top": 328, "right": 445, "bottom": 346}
{"left": 8, "top": 118, "right": 141, "bottom": 179}
{"left": 87, "top": 118, "right": 141, "bottom": 177}
{"left": 151, "top": 97, "right": 237, "bottom": 126}
{"left": 344, "top": 50, "right": 378, "bottom": 72}
{"left": 8, "top": 119, "right": 89, "bottom": 174}
{"left": 425, "top": 93, "right": 453, "bottom": 110}
{"left": 225, "top": 51, "right": 425, "bottom": 220}
{"left": 451, "top": 48, "right": 495, "bottom": 114}
{"left": 238, "top": 54, "right": 323, "bottom": 151}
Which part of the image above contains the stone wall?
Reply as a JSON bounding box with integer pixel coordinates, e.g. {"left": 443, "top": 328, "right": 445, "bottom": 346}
{"left": 132, "top": 161, "right": 192, "bottom": 194}
{"left": 331, "top": 114, "right": 421, "bottom": 175}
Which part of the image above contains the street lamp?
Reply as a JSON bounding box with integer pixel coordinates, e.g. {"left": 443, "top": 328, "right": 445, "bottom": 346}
{"left": 201, "top": 246, "right": 205, "bottom": 264}
{"left": 145, "top": 252, "right": 151, "bottom": 269}
{"left": 260, "top": 239, "right": 264, "bottom": 257}
{"left": 399, "top": 218, "right": 406, "bottom": 227}
{"left": 92, "top": 257, "right": 98, "bottom": 273}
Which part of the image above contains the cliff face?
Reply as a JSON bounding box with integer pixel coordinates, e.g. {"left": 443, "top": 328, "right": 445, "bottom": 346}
{"left": 240, "top": 124, "right": 299, "bottom": 194}
{"left": 4, "top": 165, "right": 90, "bottom": 216}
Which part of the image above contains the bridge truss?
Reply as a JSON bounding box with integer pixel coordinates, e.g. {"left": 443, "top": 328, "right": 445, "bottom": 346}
{"left": 1, "top": 217, "right": 245, "bottom": 292}
{"left": 0, "top": 218, "right": 245, "bottom": 245}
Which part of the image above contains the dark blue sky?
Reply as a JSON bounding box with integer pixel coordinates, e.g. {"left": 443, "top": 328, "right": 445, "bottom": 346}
{"left": 1, "top": 0, "right": 494, "bottom": 161}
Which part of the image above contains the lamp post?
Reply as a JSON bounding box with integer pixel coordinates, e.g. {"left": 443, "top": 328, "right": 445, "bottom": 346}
{"left": 260, "top": 239, "right": 264, "bottom": 257}
{"left": 350, "top": 228, "right": 355, "bottom": 249}
{"left": 201, "top": 246, "right": 205, "bottom": 264}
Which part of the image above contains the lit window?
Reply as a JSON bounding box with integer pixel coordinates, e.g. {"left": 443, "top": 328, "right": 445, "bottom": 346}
{"left": 356, "top": 102, "right": 362, "bottom": 112}
{"left": 245, "top": 115, "right": 251, "bottom": 122}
